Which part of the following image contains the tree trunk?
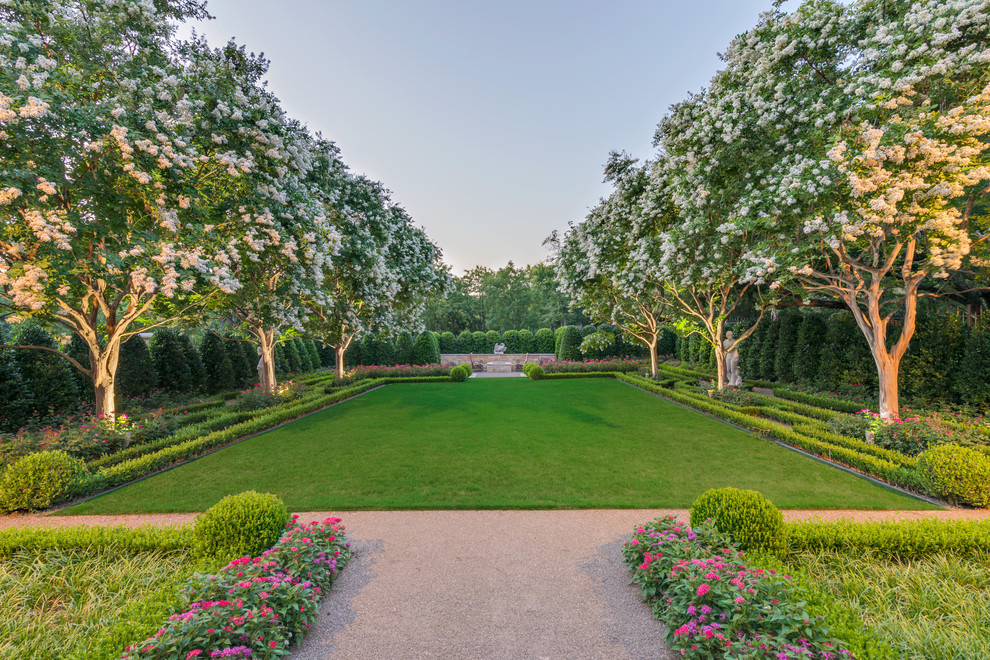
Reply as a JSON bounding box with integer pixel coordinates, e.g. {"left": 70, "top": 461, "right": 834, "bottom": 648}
{"left": 91, "top": 339, "right": 122, "bottom": 420}
{"left": 875, "top": 350, "right": 900, "bottom": 421}
{"left": 336, "top": 345, "right": 346, "bottom": 379}
{"left": 648, "top": 341, "right": 658, "bottom": 379}
{"left": 714, "top": 342, "right": 726, "bottom": 390}
{"left": 253, "top": 327, "right": 278, "bottom": 392}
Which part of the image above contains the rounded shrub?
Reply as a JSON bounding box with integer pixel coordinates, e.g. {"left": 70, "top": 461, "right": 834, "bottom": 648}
{"left": 394, "top": 331, "right": 414, "bottom": 365}
{"left": 517, "top": 329, "right": 536, "bottom": 353}
{"left": 526, "top": 364, "right": 545, "bottom": 380}
{"left": 411, "top": 331, "right": 441, "bottom": 365}
{"left": 689, "top": 487, "right": 784, "bottom": 551}
{"left": 918, "top": 443, "right": 990, "bottom": 507}
{"left": 450, "top": 364, "right": 470, "bottom": 381}
{"left": 439, "top": 331, "right": 457, "bottom": 353}
{"left": 534, "top": 328, "right": 554, "bottom": 353}
{"left": 0, "top": 450, "right": 87, "bottom": 513}
{"left": 192, "top": 491, "right": 290, "bottom": 563}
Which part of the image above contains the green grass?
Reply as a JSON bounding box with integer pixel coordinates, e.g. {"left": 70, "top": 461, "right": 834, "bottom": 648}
{"left": 0, "top": 547, "right": 200, "bottom": 660}
{"left": 66, "top": 378, "right": 932, "bottom": 513}
{"left": 779, "top": 549, "right": 990, "bottom": 660}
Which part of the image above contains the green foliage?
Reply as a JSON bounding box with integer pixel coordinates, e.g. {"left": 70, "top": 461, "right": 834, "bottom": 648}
{"left": 439, "top": 331, "right": 457, "bottom": 353}
{"left": 773, "top": 387, "right": 862, "bottom": 414}
{"left": 901, "top": 311, "right": 967, "bottom": 404}
{"left": 455, "top": 330, "right": 472, "bottom": 353}
{"left": 793, "top": 313, "right": 826, "bottom": 383}
{"left": 178, "top": 333, "right": 205, "bottom": 392}
{"left": 657, "top": 326, "right": 677, "bottom": 356}
{"left": 738, "top": 322, "right": 764, "bottom": 380}
{"left": 293, "top": 337, "right": 314, "bottom": 372}
{"left": 66, "top": 333, "right": 94, "bottom": 401}
{"left": 525, "top": 363, "right": 545, "bottom": 380}
{"left": 191, "top": 491, "right": 289, "bottom": 563}
{"left": 501, "top": 329, "right": 521, "bottom": 353}
{"left": 411, "top": 331, "right": 441, "bottom": 365}
{"left": 224, "top": 337, "right": 253, "bottom": 389}
{"left": 689, "top": 487, "right": 784, "bottom": 551}
{"left": 955, "top": 318, "right": 990, "bottom": 407}
{"left": 783, "top": 518, "right": 990, "bottom": 558}
{"left": 273, "top": 342, "right": 288, "bottom": 374}
{"left": 393, "top": 331, "right": 414, "bottom": 364}
{"left": 918, "top": 444, "right": 990, "bottom": 507}
{"left": 360, "top": 334, "right": 394, "bottom": 366}
{"left": 450, "top": 364, "right": 470, "bottom": 381}
{"left": 0, "top": 327, "right": 30, "bottom": 432}
{"left": 534, "top": 328, "right": 554, "bottom": 353}
{"left": 303, "top": 338, "right": 321, "bottom": 369}
{"left": 116, "top": 336, "right": 157, "bottom": 398}
{"left": 199, "top": 333, "right": 235, "bottom": 394}
{"left": 517, "top": 329, "right": 536, "bottom": 353}
{"left": 0, "top": 450, "right": 87, "bottom": 513}
{"left": 284, "top": 338, "right": 303, "bottom": 372}
{"left": 758, "top": 320, "right": 779, "bottom": 382}
{"left": 13, "top": 324, "right": 79, "bottom": 419}
{"left": 149, "top": 328, "right": 192, "bottom": 393}
{"left": 483, "top": 329, "right": 501, "bottom": 353}
{"left": 746, "top": 551, "right": 900, "bottom": 660}
{"left": 773, "top": 312, "right": 801, "bottom": 383}
{"left": 470, "top": 330, "right": 487, "bottom": 353}
{"left": 554, "top": 326, "right": 566, "bottom": 356}
{"left": 0, "top": 523, "right": 193, "bottom": 558}
{"left": 558, "top": 325, "right": 583, "bottom": 361}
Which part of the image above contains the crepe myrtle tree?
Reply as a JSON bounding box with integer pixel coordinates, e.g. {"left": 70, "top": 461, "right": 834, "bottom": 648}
{"left": 0, "top": 0, "right": 295, "bottom": 419}
{"left": 689, "top": 0, "right": 990, "bottom": 417}
{"left": 556, "top": 152, "right": 672, "bottom": 378}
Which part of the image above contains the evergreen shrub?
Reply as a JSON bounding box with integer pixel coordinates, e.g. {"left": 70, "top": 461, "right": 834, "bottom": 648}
{"left": 450, "top": 364, "right": 470, "bottom": 381}
{"left": 793, "top": 313, "right": 826, "bottom": 383}
{"left": 150, "top": 328, "right": 192, "bottom": 392}
{"left": 558, "top": 326, "right": 583, "bottom": 361}
{"left": 439, "top": 331, "right": 457, "bottom": 353}
{"left": 191, "top": 491, "right": 290, "bottom": 563}
{"left": 526, "top": 364, "right": 545, "bottom": 380}
{"left": 393, "top": 331, "right": 414, "bottom": 365}
{"left": 304, "top": 338, "right": 322, "bottom": 369}
{"left": 534, "top": 328, "right": 554, "bottom": 353}
{"left": 470, "top": 331, "right": 487, "bottom": 353}
{"left": 518, "top": 329, "right": 536, "bottom": 353}
{"left": 13, "top": 324, "right": 79, "bottom": 418}
{"left": 179, "top": 333, "right": 205, "bottom": 392}
{"left": 116, "top": 336, "right": 157, "bottom": 398}
{"left": 199, "top": 333, "right": 235, "bottom": 394}
{"left": 293, "top": 337, "right": 313, "bottom": 372}
{"left": 456, "top": 330, "right": 473, "bottom": 353}
{"left": 483, "top": 330, "right": 500, "bottom": 353}
{"left": 690, "top": 487, "right": 784, "bottom": 551}
{"left": 773, "top": 312, "right": 801, "bottom": 383}
{"left": 0, "top": 450, "right": 87, "bottom": 513}
{"left": 411, "top": 331, "right": 441, "bottom": 365}
{"left": 502, "top": 329, "right": 520, "bottom": 353}
{"left": 918, "top": 444, "right": 990, "bottom": 507}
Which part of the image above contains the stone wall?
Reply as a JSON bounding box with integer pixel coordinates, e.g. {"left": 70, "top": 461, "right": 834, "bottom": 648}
{"left": 440, "top": 353, "right": 556, "bottom": 372}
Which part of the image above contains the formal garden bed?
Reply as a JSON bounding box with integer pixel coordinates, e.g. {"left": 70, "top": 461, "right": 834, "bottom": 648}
{"left": 0, "top": 492, "right": 351, "bottom": 660}
{"left": 624, "top": 488, "right": 990, "bottom": 659}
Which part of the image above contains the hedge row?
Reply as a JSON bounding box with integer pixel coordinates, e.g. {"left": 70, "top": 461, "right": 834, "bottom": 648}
{"left": 783, "top": 518, "right": 990, "bottom": 558}
{"left": 772, "top": 387, "right": 863, "bottom": 414}
{"left": 0, "top": 523, "right": 192, "bottom": 559}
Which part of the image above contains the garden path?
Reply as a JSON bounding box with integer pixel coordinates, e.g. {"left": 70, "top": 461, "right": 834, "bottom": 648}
{"left": 3, "top": 508, "right": 989, "bottom": 659}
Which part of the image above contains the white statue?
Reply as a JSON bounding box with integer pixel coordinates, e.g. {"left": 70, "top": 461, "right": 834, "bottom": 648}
{"left": 494, "top": 342, "right": 506, "bottom": 355}
{"left": 723, "top": 330, "right": 742, "bottom": 387}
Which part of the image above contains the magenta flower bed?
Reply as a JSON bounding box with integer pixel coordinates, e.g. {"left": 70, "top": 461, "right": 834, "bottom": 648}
{"left": 123, "top": 515, "right": 351, "bottom": 660}
{"left": 623, "top": 516, "right": 851, "bottom": 659}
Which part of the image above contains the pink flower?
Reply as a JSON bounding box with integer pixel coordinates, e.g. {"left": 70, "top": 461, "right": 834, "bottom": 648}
{"left": 696, "top": 584, "right": 710, "bottom": 596}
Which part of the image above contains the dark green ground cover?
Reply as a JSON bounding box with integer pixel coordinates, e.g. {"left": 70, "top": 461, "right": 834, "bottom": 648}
{"left": 67, "top": 379, "right": 931, "bottom": 513}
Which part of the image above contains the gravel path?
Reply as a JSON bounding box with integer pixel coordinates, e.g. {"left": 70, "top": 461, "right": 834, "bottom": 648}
{"left": 3, "top": 508, "right": 988, "bottom": 659}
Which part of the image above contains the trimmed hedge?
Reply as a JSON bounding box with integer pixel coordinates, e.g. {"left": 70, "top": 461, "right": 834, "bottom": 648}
{"left": 918, "top": 443, "right": 990, "bottom": 507}
{"left": 0, "top": 523, "right": 193, "bottom": 559}
{"left": 772, "top": 387, "right": 863, "bottom": 414}
{"left": 783, "top": 517, "right": 990, "bottom": 559}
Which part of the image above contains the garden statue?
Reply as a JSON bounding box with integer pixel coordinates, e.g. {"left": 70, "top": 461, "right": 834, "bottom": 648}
{"left": 723, "top": 331, "right": 742, "bottom": 387}
{"left": 257, "top": 346, "right": 266, "bottom": 387}
{"left": 494, "top": 342, "right": 507, "bottom": 355}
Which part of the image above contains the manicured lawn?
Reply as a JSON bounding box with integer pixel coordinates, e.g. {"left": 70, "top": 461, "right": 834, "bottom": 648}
{"left": 66, "top": 379, "right": 933, "bottom": 513}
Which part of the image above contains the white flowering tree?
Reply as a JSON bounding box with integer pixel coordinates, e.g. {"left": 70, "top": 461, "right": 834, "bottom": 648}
{"left": 654, "top": 84, "right": 773, "bottom": 391}
{"left": 689, "top": 0, "right": 990, "bottom": 417}
{"left": 556, "top": 153, "right": 672, "bottom": 378}
{"left": 0, "top": 1, "right": 275, "bottom": 418}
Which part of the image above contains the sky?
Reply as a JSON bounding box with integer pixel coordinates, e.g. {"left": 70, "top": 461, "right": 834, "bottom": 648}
{"left": 184, "top": 0, "right": 798, "bottom": 275}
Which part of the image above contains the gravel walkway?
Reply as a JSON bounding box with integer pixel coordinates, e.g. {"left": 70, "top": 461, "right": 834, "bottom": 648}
{"left": 3, "top": 508, "right": 988, "bottom": 659}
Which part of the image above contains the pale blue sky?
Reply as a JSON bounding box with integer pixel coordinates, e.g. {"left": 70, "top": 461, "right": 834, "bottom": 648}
{"left": 186, "top": 1, "right": 798, "bottom": 275}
